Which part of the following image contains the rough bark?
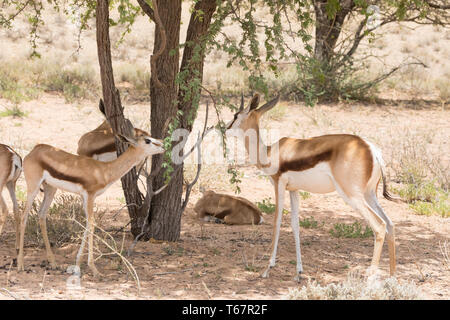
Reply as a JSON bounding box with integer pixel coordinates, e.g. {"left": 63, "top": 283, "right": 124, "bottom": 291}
{"left": 96, "top": 0, "right": 143, "bottom": 236}
{"left": 312, "top": 0, "right": 355, "bottom": 63}
{"left": 147, "top": 0, "right": 183, "bottom": 241}
{"left": 179, "top": 0, "right": 218, "bottom": 130}
{"left": 145, "top": 0, "right": 217, "bottom": 241}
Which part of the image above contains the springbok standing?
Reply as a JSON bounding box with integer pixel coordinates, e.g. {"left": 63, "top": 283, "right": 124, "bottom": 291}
{"left": 226, "top": 94, "right": 399, "bottom": 281}
{"left": 17, "top": 105, "right": 164, "bottom": 276}
{"left": 77, "top": 101, "right": 150, "bottom": 176}
{"left": 0, "top": 144, "right": 22, "bottom": 239}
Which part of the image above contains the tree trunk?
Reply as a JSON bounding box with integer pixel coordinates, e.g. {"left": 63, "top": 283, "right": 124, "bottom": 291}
{"left": 147, "top": 0, "right": 183, "bottom": 241}
{"left": 312, "top": 0, "right": 355, "bottom": 63}
{"left": 96, "top": 0, "right": 143, "bottom": 236}
{"left": 179, "top": 0, "right": 217, "bottom": 130}
{"left": 145, "top": 0, "right": 217, "bottom": 241}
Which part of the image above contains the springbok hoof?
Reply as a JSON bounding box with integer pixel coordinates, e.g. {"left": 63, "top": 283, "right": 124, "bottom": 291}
{"left": 261, "top": 267, "right": 271, "bottom": 278}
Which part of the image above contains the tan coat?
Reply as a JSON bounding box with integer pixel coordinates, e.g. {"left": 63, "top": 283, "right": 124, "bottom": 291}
{"left": 194, "top": 190, "right": 263, "bottom": 225}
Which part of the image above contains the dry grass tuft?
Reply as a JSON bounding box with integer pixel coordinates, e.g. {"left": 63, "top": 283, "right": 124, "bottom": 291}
{"left": 287, "top": 271, "right": 421, "bottom": 300}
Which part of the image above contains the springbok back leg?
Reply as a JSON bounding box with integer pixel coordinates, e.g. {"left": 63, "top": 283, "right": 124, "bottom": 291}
{"left": 289, "top": 191, "right": 303, "bottom": 281}
{"left": 37, "top": 183, "right": 57, "bottom": 268}
{"left": 365, "top": 191, "right": 396, "bottom": 275}
{"left": 330, "top": 178, "right": 387, "bottom": 274}
{"left": 262, "top": 179, "right": 286, "bottom": 278}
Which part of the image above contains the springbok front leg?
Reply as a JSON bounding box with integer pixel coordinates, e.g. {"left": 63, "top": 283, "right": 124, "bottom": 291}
{"left": 86, "top": 194, "right": 101, "bottom": 277}
{"left": 37, "top": 184, "right": 57, "bottom": 268}
{"left": 262, "top": 179, "right": 286, "bottom": 278}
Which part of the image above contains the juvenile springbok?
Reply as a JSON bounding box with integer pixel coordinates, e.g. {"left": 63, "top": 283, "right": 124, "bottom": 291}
{"left": 226, "top": 94, "right": 399, "bottom": 281}
{"left": 194, "top": 190, "right": 264, "bottom": 225}
{"left": 0, "top": 144, "right": 22, "bottom": 238}
{"left": 17, "top": 107, "right": 164, "bottom": 276}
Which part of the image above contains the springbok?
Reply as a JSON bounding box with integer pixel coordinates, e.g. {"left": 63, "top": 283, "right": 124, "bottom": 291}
{"left": 17, "top": 105, "right": 164, "bottom": 276}
{"left": 77, "top": 101, "right": 150, "bottom": 175}
{"left": 226, "top": 94, "right": 399, "bottom": 281}
{"left": 0, "top": 144, "right": 22, "bottom": 240}
{"left": 194, "top": 190, "right": 264, "bottom": 225}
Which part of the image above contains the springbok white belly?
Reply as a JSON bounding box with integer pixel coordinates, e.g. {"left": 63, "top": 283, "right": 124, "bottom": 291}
{"left": 93, "top": 152, "right": 117, "bottom": 162}
{"left": 281, "top": 162, "right": 335, "bottom": 194}
{"left": 43, "top": 170, "right": 85, "bottom": 195}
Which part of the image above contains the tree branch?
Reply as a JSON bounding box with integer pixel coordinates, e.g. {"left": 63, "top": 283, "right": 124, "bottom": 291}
{"left": 136, "top": 0, "right": 155, "bottom": 21}
{"left": 150, "top": 0, "right": 166, "bottom": 88}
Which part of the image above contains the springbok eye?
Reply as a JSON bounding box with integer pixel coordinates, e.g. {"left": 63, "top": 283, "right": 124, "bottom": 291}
{"left": 145, "top": 138, "right": 151, "bottom": 144}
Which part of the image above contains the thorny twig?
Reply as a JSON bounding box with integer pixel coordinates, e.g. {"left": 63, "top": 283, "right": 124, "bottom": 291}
{"left": 70, "top": 218, "right": 141, "bottom": 293}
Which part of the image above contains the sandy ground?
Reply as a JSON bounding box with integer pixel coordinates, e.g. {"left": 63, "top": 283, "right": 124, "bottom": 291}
{"left": 0, "top": 94, "right": 448, "bottom": 300}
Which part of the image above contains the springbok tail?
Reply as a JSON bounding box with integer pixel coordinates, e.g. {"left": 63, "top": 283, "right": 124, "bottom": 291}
{"left": 381, "top": 166, "right": 403, "bottom": 203}
{"left": 366, "top": 139, "right": 403, "bottom": 203}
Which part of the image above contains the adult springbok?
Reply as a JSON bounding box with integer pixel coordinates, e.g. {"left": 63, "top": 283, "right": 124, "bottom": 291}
{"left": 77, "top": 101, "right": 150, "bottom": 176}
{"left": 0, "top": 144, "right": 22, "bottom": 239}
{"left": 17, "top": 104, "right": 164, "bottom": 276}
{"left": 226, "top": 94, "right": 399, "bottom": 281}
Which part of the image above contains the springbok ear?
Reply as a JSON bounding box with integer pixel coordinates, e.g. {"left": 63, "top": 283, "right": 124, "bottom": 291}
{"left": 99, "top": 99, "right": 106, "bottom": 116}
{"left": 257, "top": 95, "right": 280, "bottom": 114}
{"left": 116, "top": 134, "right": 138, "bottom": 147}
{"left": 249, "top": 94, "right": 260, "bottom": 111}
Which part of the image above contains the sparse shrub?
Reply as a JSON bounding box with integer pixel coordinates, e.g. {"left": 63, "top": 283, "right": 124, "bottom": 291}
{"left": 394, "top": 180, "right": 440, "bottom": 203}
{"left": 0, "top": 106, "right": 28, "bottom": 118}
{"left": 299, "top": 191, "right": 311, "bottom": 200}
{"left": 330, "top": 221, "right": 373, "bottom": 239}
{"left": 0, "top": 65, "right": 40, "bottom": 104}
{"left": 256, "top": 198, "right": 276, "bottom": 214}
{"left": 287, "top": 271, "right": 421, "bottom": 300}
{"left": 389, "top": 132, "right": 449, "bottom": 217}
{"left": 256, "top": 198, "right": 288, "bottom": 215}
{"left": 115, "top": 63, "right": 150, "bottom": 91}
{"left": 299, "top": 216, "right": 321, "bottom": 229}
{"left": 409, "top": 196, "right": 449, "bottom": 218}
{"left": 41, "top": 65, "right": 98, "bottom": 102}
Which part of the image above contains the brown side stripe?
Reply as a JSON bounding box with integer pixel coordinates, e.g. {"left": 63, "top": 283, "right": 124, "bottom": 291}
{"left": 87, "top": 142, "right": 116, "bottom": 157}
{"left": 39, "top": 160, "right": 87, "bottom": 186}
{"left": 279, "top": 150, "right": 333, "bottom": 173}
